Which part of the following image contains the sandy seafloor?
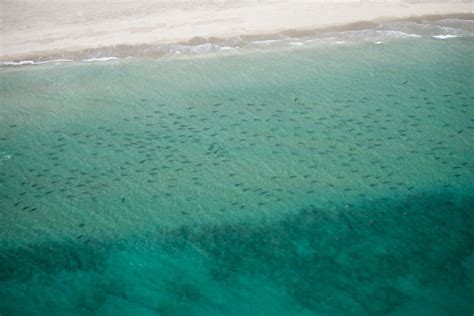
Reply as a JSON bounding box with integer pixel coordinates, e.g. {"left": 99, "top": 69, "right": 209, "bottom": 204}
{"left": 1, "top": 10, "right": 474, "bottom": 316}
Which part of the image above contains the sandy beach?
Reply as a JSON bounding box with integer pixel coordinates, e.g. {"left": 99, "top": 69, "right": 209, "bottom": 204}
{"left": 1, "top": 0, "right": 473, "bottom": 61}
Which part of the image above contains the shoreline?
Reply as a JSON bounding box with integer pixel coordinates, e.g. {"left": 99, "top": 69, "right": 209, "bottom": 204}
{"left": 1, "top": 12, "right": 473, "bottom": 65}
{"left": 1, "top": 0, "right": 473, "bottom": 61}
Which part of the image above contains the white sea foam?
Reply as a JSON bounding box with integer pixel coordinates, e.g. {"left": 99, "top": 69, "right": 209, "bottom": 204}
{"left": 171, "top": 43, "right": 214, "bottom": 54}
{"left": 382, "top": 31, "right": 421, "bottom": 38}
{"left": 36, "top": 59, "right": 73, "bottom": 65}
{"left": 1, "top": 59, "right": 73, "bottom": 66}
{"left": 170, "top": 43, "right": 237, "bottom": 55}
{"left": 2, "top": 60, "right": 35, "bottom": 66}
{"left": 252, "top": 39, "right": 281, "bottom": 46}
{"left": 432, "top": 34, "right": 460, "bottom": 39}
{"left": 1, "top": 19, "right": 471, "bottom": 68}
{"left": 332, "top": 29, "right": 421, "bottom": 44}
{"left": 84, "top": 57, "right": 120, "bottom": 62}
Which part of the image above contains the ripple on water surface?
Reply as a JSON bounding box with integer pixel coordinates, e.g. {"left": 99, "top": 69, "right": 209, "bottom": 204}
{"left": 0, "top": 37, "right": 473, "bottom": 315}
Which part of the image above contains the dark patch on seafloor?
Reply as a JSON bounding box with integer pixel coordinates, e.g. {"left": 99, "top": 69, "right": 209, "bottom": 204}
{"left": 1, "top": 191, "right": 473, "bottom": 315}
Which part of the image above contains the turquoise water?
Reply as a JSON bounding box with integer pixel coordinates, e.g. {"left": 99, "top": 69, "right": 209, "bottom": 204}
{"left": 1, "top": 34, "right": 474, "bottom": 315}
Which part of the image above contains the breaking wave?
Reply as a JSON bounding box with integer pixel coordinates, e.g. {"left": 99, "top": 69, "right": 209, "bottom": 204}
{"left": 1, "top": 18, "right": 472, "bottom": 67}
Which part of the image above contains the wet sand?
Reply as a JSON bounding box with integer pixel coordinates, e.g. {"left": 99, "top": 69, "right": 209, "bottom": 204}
{"left": 1, "top": 0, "right": 473, "bottom": 60}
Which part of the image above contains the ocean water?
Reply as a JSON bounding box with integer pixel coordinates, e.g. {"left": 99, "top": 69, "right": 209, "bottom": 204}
{"left": 1, "top": 23, "right": 474, "bottom": 315}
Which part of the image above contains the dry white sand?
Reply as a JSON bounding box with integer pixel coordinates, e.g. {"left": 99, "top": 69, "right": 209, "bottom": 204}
{"left": 1, "top": 0, "right": 473, "bottom": 60}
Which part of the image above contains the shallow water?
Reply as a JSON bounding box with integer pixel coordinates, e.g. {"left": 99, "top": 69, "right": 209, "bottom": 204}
{"left": 1, "top": 35, "right": 473, "bottom": 315}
